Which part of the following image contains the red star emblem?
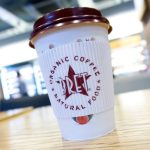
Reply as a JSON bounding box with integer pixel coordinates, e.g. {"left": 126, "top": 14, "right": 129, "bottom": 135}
{"left": 56, "top": 65, "right": 91, "bottom": 99}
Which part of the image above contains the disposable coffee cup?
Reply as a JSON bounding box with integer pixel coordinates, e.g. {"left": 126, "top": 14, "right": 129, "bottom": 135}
{"left": 29, "top": 7, "right": 115, "bottom": 141}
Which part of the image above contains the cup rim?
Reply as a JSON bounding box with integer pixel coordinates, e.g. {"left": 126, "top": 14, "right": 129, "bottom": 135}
{"left": 29, "top": 7, "right": 112, "bottom": 48}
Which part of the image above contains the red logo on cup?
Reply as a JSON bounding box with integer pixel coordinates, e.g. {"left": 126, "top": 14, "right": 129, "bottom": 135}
{"left": 56, "top": 65, "right": 91, "bottom": 99}
{"left": 49, "top": 56, "right": 101, "bottom": 112}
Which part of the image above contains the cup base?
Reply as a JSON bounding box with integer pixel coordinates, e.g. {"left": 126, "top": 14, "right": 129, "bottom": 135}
{"left": 58, "top": 108, "right": 115, "bottom": 141}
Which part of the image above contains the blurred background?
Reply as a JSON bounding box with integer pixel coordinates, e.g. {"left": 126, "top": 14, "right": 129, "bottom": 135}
{"left": 0, "top": 0, "right": 150, "bottom": 111}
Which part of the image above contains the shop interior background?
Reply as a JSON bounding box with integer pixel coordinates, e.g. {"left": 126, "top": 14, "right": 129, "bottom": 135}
{"left": 0, "top": 0, "right": 150, "bottom": 110}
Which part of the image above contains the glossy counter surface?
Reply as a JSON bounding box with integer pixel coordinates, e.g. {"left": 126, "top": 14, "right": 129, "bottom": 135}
{"left": 0, "top": 89, "right": 150, "bottom": 150}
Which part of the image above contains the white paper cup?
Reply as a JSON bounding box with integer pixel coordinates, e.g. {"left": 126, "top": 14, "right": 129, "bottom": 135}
{"left": 29, "top": 7, "right": 115, "bottom": 141}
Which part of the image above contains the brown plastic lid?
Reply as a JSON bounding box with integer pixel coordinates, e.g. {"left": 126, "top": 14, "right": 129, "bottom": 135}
{"left": 29, "top": 7, "right": 112, "bottom": 48}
